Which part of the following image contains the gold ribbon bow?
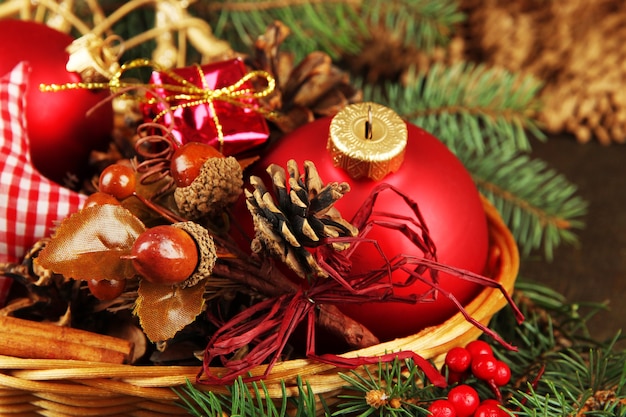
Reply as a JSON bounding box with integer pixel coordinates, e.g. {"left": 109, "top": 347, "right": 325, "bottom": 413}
{"left": 41, "top": 59, "right": 276, "bottom": 151}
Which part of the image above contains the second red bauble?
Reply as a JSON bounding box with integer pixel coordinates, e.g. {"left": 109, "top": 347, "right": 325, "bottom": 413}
{"left": 0, "top": 19, "right": 113, "bottom": 188}
{"left": 249, "top": 112, "right": 490, "bottom": 341}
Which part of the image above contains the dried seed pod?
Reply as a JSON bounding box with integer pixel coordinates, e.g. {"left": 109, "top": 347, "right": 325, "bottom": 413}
{"left": 250, "top": 22, "right": 361, "bottom": 133}
{"left": 174, "top": 156, "right": 243, "bottom": 219}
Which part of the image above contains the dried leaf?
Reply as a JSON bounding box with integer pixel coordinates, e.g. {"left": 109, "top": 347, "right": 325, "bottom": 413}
{"left": 135, "top": 279, "right": 206, "bottom": 342}
{"left": 37, "top": 205, "right": 145, "bottom": 281}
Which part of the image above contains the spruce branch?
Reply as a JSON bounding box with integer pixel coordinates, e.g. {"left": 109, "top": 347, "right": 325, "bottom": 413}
{"left": 363, "top": 62, "right": 545, "bottom": 154}
{"left": 463, "top": 150, "right": 588, "bottom": 260}
{"left": 204, "top": 0, "right": 366, "bottom": 59}
{"left": 360, "top": 0, "right": 464, "bottom": 51}
{"left": 175, "top": 376, "right": 319, "bottom": 417}
{"left": 489, "top": 281, "right": 626, "bottom": 417}
{"left": 334, "top": 358, "right": 435, "bottom": 416}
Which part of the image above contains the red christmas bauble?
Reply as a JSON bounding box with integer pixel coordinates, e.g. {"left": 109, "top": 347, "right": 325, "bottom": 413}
{"left": 249, "top": 104, "right": 489, "bottom": 341}
{"left": 0, "top": 19, "right": 113, "bottom": 188}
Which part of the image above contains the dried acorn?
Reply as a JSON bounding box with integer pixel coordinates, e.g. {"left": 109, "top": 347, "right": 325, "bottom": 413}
{"left": 171, "top": 143, "right": 244, "bottom": 219}
{"left": 130, "top": 221, "right": 217, "bottom": 288}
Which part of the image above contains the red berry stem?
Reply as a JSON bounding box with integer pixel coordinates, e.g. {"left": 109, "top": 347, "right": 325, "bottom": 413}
{"left": 487, "top": 378, "right": 503, "bottom": 403}
{"left": 517, "top": 364, "right": 546, "bottom": 409}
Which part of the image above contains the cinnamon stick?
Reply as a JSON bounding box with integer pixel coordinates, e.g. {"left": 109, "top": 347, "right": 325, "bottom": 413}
{"left": 318, "top": 304, "right": 379, "bottom": 348}
{"left": 0, "top": 316, "right": 133, "bottom": 364}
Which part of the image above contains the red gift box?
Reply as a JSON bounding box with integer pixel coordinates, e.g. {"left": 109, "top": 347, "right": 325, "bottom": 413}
{"left": 142, "top": 58, "right": 270, "bottom": 156}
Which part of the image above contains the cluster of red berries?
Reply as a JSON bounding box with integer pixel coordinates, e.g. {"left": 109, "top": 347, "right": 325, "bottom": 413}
{"left": 445, "top": 340, "right": 511, "bottom": 387}
{"left": 428, "top": 340, "right": 512, "bottom": 417}
{"left": 428, "top": 386, "right": 506, "bottom": 417}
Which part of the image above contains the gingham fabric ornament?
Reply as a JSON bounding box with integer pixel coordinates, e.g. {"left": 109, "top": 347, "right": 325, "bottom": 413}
{"left": 0, "top": 62, "right": 86, "bottom": 303}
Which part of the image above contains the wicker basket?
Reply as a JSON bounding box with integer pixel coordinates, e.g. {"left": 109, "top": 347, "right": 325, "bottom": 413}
{"left": 0, "top": 197, "right": 518, "bottom": 417}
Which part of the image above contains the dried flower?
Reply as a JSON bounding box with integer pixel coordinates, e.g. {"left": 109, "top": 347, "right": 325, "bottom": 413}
{"left": 365, "top": 389, "right": 389, "bottom": 408}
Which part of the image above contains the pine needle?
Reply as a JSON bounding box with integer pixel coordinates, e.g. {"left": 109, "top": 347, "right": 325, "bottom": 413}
{"left": 206, "top": 0, "right": 366, "bottom": 59}
{"left": 360, "top": 0, "right": 464, "bottom": 51}
{"left": 465, "top": 149, "right": 588, "bottom": 259}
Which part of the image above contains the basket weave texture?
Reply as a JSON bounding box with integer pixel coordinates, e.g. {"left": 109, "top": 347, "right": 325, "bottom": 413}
{"left": 0, "top": 197, "right": 518, "bottom": 417}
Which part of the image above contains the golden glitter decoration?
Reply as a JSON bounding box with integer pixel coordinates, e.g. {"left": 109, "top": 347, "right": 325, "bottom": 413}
{"left": 327, "top": 102, "right": 407, "bottom": 181}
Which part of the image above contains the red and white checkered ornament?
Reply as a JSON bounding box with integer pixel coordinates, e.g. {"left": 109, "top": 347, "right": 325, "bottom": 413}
{"left": 0, "top": 62, "right": 86, "bottom": 302}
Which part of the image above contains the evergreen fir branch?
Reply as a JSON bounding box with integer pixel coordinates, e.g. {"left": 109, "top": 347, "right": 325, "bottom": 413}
{"left": 362, "top": 62, "right": 545, "bottom": 154}
{"left": 174, "top": 376, "right": 317, "bottom": 417}
{"left": 360, "top": 63, "right": 582, "bottom": 259}
{"left": 489, "top": 281, "right": 626, "bottom": 417}
{"left": 462, "top": 149, "right": 587, "bottom": 260}
{"left": 174, "top": 379, "right": 226, "bottom": 417}
{"left": 509, "top": 348, "right": 626, "bottom": 416}
{"left": 204, "top": 0, "right": 366, "bottom": 59}
{"left": 334, "top": 359, "right": 435, "bottom": 416}
{"left": 360, "top": 0, "right": 464, "bottom": 51}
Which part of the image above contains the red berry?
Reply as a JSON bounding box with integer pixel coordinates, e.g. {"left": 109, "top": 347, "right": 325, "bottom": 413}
{"left": 475, "top": 400, "right": 507, "bottom": 417}
{"left": 447, "top": 385, "right": 480, "bottom": 417}
{"left": 474, "top": 398, "right": 509, "bottom": 417}
{"left": 170, "top": 142, "right": 223, "bottom": 187}
{"left": 428, "top": 399, "right": 457, "bottom": 417}
{"left": 99, "top": 163, "right": 136, "bottom": 200}
{"left": 493, "top": 361, "right": 511, "bottom": 386}
{"left": 87, "top": 278, "right": 125, "bottom": 300}
{"left": 84, "top": 191, "right": 122, "bottom": 208}
{"left": 472, "top": 354, "right": 498, "bottom": 380}
{"left": 445, "top": 347, "right": 472, "bottom": 373}
{"left": 130, "top": 225, "right": 198, "bottom": 285}
{"left": 473, "top": 404, "right": 501, "bottom": 417}
{"left": 465, "top": 340, "right": 493, "bottom": 358}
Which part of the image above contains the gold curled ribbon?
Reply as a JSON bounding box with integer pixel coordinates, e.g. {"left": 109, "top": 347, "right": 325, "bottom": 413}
{"left": 40, "top": 58, "right": 276, "bottom": 152}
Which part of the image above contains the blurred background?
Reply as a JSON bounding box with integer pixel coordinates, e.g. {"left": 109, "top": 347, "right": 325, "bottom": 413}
{"left": 524, "top": 135, "right": 626, "bottom": 345}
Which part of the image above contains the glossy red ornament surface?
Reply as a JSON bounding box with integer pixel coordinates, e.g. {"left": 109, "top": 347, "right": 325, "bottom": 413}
{"left": 0, "top": 20, "right": 113, "bottom": 188}
{"left": 142, "top": 58, "right": 269, "bottom": 156}
{"left": 250, "top": 115, "right": 489, "bottom": 341}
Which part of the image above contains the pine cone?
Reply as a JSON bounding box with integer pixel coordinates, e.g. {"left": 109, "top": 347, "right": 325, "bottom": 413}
{"left": 245, "top": 160, "right": 358, "bottom": 279}
{"left": 249, "top": 21, "right": 362, "bottom": 133}
{"left": 174, "top": 156, "right": 243, "bottom": 219}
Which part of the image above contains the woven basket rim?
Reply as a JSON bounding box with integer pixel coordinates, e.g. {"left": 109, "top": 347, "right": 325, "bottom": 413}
{"left": 0, "top": 196, "right": 518, "bottom": 412}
